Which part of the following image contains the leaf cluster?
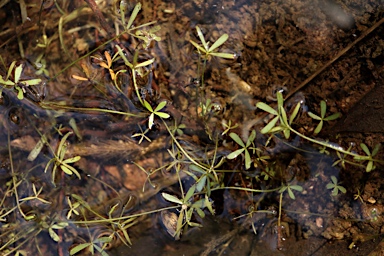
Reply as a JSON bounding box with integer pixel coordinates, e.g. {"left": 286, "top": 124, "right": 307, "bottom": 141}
{"left": 190, "top": 26, "right": 235, "bottom": 60}
{"left": 256, "top": 92, "right": 382, "bottom": 172}
{"left": 307, "top": 100, "right": 341, "bottom": 134}
{"left": 143, "top": 100, "right": 170, "bottom": 129}
{"left": 0, "top": 62, "right": 42, "bottom": 99}
{"left": 162, "top": 184, "right": 214, "bottom": 240}
{"left": 354, "top": 143, "right": 381, "bottom": 172}
{"left": 256, "top": 91, "right": 300, "bottom": 139}
{"left": 227, "top": 130, "right": 256, "bottom": 170}
{"left": 279, "top": 183, "right": 303, "bottom": 200}
{"left": 44, "top": 132, "right": 81, "bottom": 183}
{"left": 326, "top": 175, "right": 347, "bottom": 196}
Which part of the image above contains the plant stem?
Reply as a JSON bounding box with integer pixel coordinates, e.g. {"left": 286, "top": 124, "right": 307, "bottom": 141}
{"left": 132, "top": 69, "right": 144, "bottom": 105}
{"left": 287, "top": 124, "right": 383, "bottom": 163}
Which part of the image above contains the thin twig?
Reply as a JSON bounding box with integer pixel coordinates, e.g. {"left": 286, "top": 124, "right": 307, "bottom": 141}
{"left": 285, "top": 16, "right": 384, "bottom": 100}
{"left": 83, "top": 0, "right": 115, "bottom": 38}
{"left": 254, "top": 16, "right": 384, "bottom": 126}
{"left": 83, "top": 0, "right": 133, "bottom": 57}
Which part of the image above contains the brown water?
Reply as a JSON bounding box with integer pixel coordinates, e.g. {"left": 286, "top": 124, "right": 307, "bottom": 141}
{"left": 0, "top": 1, "right": 383, "bottom": 255}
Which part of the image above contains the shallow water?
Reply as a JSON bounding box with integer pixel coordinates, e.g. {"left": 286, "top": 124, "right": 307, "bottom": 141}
{"left": 0, "top": 0, "right": 383, "bottom": 255}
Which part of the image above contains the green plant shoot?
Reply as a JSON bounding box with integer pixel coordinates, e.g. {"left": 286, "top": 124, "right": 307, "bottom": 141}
{"left": 326, "top": 175, "right": 346, "bottom": 196}
{"left": 0, "top": 62, "right": 42, "bottom": 99}
{"left": 44, "top": 132, "right": 81, "bottom": 183}
{"left": 190, "top": 26, "right": 235, "bottom": 60}
{"left": 307, "top": 100, "right": 341, "bottom": 134}
{"left": 279, "top": 183, "right": 303, "bottom": 200}
{"left": 143, "top": 100, "right": 170, "bottom": 129}
{"left": 354, "top": 143, "right": 381, "bottom": 172}
{"left": 227, "top": 130, "right": 256, "bottom": 170}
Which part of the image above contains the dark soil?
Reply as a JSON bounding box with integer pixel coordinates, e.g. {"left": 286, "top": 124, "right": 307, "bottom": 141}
{"left": 0, "top": 0, "right": 384, "bottom": 256}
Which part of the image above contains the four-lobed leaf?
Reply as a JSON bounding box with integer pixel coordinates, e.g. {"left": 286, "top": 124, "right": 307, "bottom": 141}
{"left": 227, "top": 130, "right": 256, "bottom": 169}
{"left": 190, "top": 26, "right": 235, "bottom": 60}
{"left": 326, "top": 175, "right": 346, "bottom": 196}
{"left": 354, "top": 143, "right": 381, "bottom": 172}
{"left": 0, "top": 62, "right": 42, "bottom": 99}
{"left": 307, "top": 100, "right": 341, "bottom": 134}
{"left": 279, "top": 184, "right": 303, "bottom": 200}
{"left": 144, "top": 100, "right": 170, "bottom": 129}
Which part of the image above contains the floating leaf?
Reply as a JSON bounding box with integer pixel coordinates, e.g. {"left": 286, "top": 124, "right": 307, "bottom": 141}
{"left": 256, "top": 102, "right": 278, "bottom": 115}
{"left": 229, "top": 132, "right": 245, "bottom": 147}
{"left": 196, "top": 175, "right": 207, "bottom": 192}
{"left": 61, "top": 165, "right": 74, "bottom": 175}
{"left": 313, "top": 120, "right": 324, "bottom": 135}
{"left": 189, "top": 40, "right": 206, "bottom": 54}
{"left": 280, "top": 105, "right": 288, "bottom": 126}
{"left": 290, "top": 185, "right": 303, "bottom": 192}
{"left": 195, "top": 26, "right": 208, "bottom": 51}
{"left": 289, "top": 102, "right": 301, "bottom": 124}
{"left": 338, "top": 186, "right": 347, "bottom": 194}
{"left": 49, "top": 228, "right": 60, "bottom": 242}
{"left": 244, "top": 149, "right": 251, "bottom": 169}
{"left": 209, "top": 52, "right": 235, "bottom": 59}
{"left": 63, "top": 156, "right": 81, "bottom": 164}
{"left": 14, "top": 64, "right": 23, "bottom": 83}
{"left": 70, "top": 243, "right": 90, "bottom": 255}
{"left": 372, "top": 144, "right": 381, "bottom": 156}
{"left": 227, "top": 148, "right": 245, "bottom": 159}
{"left": 148, "top": 113, "right": 154, "bottom": 129}
{"left": 28, "top": 135, "right": 46, "bottom": 161}
{"left": 6, "top": 61, "right": 17, "bottom": 80}
{"left": 208, "top": 34, "right": 228, "bottom": 52}
{"left": 195, "top": 207, "right": 205, "bottom": 218}
{"left": 15, "top": 86, "right": 24, "bottom": 99}
{"left": 320, "top": 100, "right": 326, "bottom": 118}
{"left": 126, "top": 2, "right": 141, "bottom": 30}
{"left": 307, "top": 111, "right": 321, "bottom": 121}
{"left": 135, "top": 58, "right": 154, "bottom": 68}
{"left": 185, "top": 185, "right": 196, "bottom": 202}
{"left": 22, "top": 78, "right": 41, "bottom": 85}
{"left": 189, "top": 164, "right": 205, "bottom": 174}
{"left": 276, "top": 91, "right": 284, "bottom": 110}
{"left": 0, "top": 76, "right": 15, "bottom": 85}
{"left": 323, "top": 112, "right": 341, "bottom": 121}
{"left": 330, "top": 175, "right": 337, "bottom": 184}
{"left": 162, "top": 193, "right": 183, "bottom": 205}
{"left": 366, "top": 160, "right": 374, "bottom": 172}
{"left": 261, "top": 116, "right": 279, "bottom": 134}
{"left": 154, "top": 100, "right": 167, "bottom": 112}
{"left": 246, "top": 130, "right": 256, "bottom": 147}
{"left": 360, "top": 143, "right": 370, "bottom": 156}
{"left": 156, "top": 111, "right": 170, "bottom": 118}
{"left": 287, "top": 188, "right": 295, "bottom": 200}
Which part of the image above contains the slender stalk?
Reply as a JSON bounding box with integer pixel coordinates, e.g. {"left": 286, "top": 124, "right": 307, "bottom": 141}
{"left": 8, "top": 133, "right": 26, "bottom": 219}
{"left": 72, "top": 205, "right": 179, "bottom": 224}
{"left": 287, "top": 124, "right": 383, "bottom": 163}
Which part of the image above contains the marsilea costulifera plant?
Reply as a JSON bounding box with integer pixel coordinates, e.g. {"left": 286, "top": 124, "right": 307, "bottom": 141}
{"left": 4, "top": 0, "right": 381, "bottom": 253}
{"left": 307, "top": 100, "right": 341, "bottom": 135}
{"left": 189, "top": 25, "right": 235, "bottom": 93}
{"left": 256, "top": 91, "right": 383, "bottom": 172}
{"left": 227, "top": 130, "right": 257, "bottom": 170}
{"left": 0, "top": 61, "right": 42, "bottom": 99}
